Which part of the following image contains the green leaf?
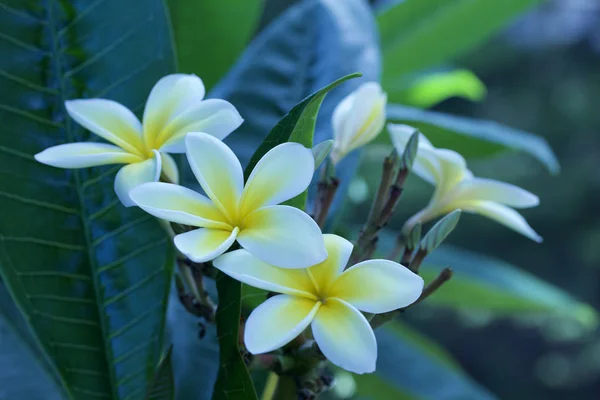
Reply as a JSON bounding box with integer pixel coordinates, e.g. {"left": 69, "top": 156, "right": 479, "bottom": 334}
{"left": 377, "top": 0, "right": 543, "bottom": 86}
{"left": 167, "top": 0, "right": 264, "bottom": 90}
{"left": 387, "top": 69, "right": 487, "bottom": 107}
{"left": 420, "top": 246, "right": 598, "bottom": 327}
{"left": 384, "top": 104, "right": 559, "bottom": 173}
{"left": 146, "top": 348, "right": 174, "bottom": 400}
{"left": 311, "top": 140, "right": 334, "bottom": 170}
{"left": 419, "top": 210, "right": 461, "bottom": 253}
{"left": 0, "top": 2, "right": 176, "bottom": 399}
{"left": 212, "top": 73, "right": 358, "bottom": 400}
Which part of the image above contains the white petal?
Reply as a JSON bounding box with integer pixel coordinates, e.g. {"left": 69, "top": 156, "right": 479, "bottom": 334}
{"left": 161, "top": 153, "right": 179, "bottom": 184}
{"left": 435, "top": 148, "right": 469, "bottom": 187}
{"left": 463, "top": 201, "right": 542, "bottom": 242}
{"left": 129, "top": 182, "right": 230, "bottom": 229}
{"left": 65, "top": 99, "right": 144, "bottom": 156}
{"left": 308, "top": 234, "right": 353, "bottom": 294}
{"left": 114, "top": 150, "right": 161, "bottom": 207}
{"left": 344, "top": 82, "right": 386, "bottom": 149}
{"left": 237, "top": 205, "right": 327, "bottom": 269}
{"left": 185, "top": 132, "right": 243, "bottom": 219}
{"left": 34, "top": 142, "right": 140, "bottom": 168}
{"left": 174, "top": 227, "right": 238, "bottom": 263}
{"left": 332, "top": 90, "right": 356, "bottom": 150}
{"left": 142, "top": 74, "right": 205, "bottom": 147}
{"left": 311, "top": 298, "right": 376, "bottom": 374}
{"left": 328, "top": 260, "right": 424, "bottom": 313}
{"left": 388, "top": 123, "right": 434, "bottom": 150}
{"left": 157, "top": 99, "right": 243, "bottom": 152}
{"left": 214, "top": 250, "right": 316, "bottom": 298}
{"left": 239, "top": 143, "right": 314, "bottom": 216}
{"left": 244, "top": 294, "right": 320, "bottom": 354}
{"left": 452, "top": 178, "right": 539, "bottom": 208}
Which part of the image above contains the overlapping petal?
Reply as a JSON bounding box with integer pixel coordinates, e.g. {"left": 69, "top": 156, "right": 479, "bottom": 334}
{"left": 237, "top": 205, "right": 327, "bottom": 269}
{"left": 245, "top": 295, "right": 321, "bottom": 354}
{"left": 65, "top": 99, "right": 144, "bottom": 156}
{"left": 174, "top": 227, "right": 239, "bottom": 263}
{"left": 462, "top": 201, "right": 542, "bottom": 242}
{"left": 160, "top": 153, "right": 179, "bottom": 184}
{"left": 129, "top": 182, "right": 230, "bottom": 229}
{"left": 309, "top": 234, "right": 353, "bottom": 294}
{"left": 186, "top": 132, "right": 243, "bottom": 219}
{"left": 311, "top": 298, "right": 377, "bottom": 374}
{"left": 239, "top": 143, "right": 314, "bottom": 217}
{"left": 213, "top": 250, "right": 315, "bottom": 298}
{"left": 114, "top": 150, "right": 161, "bottom": 207}
{"left": 34, "top": 142, "right": 141, "bottom": 168}
{"left": 451, "top": 178, "right": 539, "bottom": 208}
{"left": 328, "top": 260, "right": 424, "bottom": 313}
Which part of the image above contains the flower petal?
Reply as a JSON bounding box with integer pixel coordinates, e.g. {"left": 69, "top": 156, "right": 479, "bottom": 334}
{"left": 238, "top": 205, "right": 327, "bottom": 269}
{"left": 34, "top": 142, "right": 141, "bottom": 168}
{"left": 328, "top": 260, "right": 424, "bottom": 313}
{"left": 344, "top": 82, "right": 386, "bottom": 150}
{"left": 185, "top": 132, "right": 243, "bottom": 219}
{"left": 213, "top": 250, "right": 316, "bottom": 298}
{"left": 65, "top": 99, "right": 144, "bottom": 155}
{"left": 142, "top": 74, "right": 205, "bottom": 147}
{"left": 388, "top": 123, "right": 434, "bottom": 151}
{"left": 161, "top": 152, "right": 179, "bottom": 184}
{"left": 311, "top": 298, "right": 376, "bottom": 374}
{"left": 174, "top": 227, "right": 239, "bottom": 263}
{"left": 462, "top": 201, "right": 542, "bottom": 242}
{"left": 452, "top": 178, "right": 539, "bottom": 208}
{"left": 114, "top": 150, "right": 162, "bottom": 207}
{"left": 157, "top": 99, "right": 243, "bottom": 153}
{"left": 129, "top": 182, "right": 230, "bottom": 229}
{"left": 308, "top": 234, "right": 353, "bottom": 294}
{"left": 239, "top": 143, "right": 314, "bottom": 216}
{"left": 244, "top": 294, "right": 320, "bottom": 354}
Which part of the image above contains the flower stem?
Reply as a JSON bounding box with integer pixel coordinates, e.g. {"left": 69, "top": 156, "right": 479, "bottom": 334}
{"left": 261, "top": 372, "right": 279, "bottom": 400}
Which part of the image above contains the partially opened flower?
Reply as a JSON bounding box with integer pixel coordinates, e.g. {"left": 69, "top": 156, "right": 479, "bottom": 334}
{"left": 388, "top": 124, "right": 542, "bottom": 242}
{"left": 330, "top": 82, "right": 387, "bottom": 164}
{"left": 213, "top": 234, "right": 424, "bottom": 374}
{"left": 34, "top": 74, "right": 243, "bottom": 206}
{"left": 130, "top": 132, "right": 326, "bottom": 268}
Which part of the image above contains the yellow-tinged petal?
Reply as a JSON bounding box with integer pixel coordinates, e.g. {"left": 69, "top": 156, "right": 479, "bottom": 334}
{"left": 311, "top": 298, "right": 376, "bottom": 374}
{"left": 161, "top": 153, "right": 179, "bottom": 184}
{"left": 239, "top": 143, "right": 314, "bottom": 217}
{"left": 114, "top": 150, "right": 161, "bottom": 207}
{"left": 142, "top": 74, "right": 205, "bottom": 148}
{"left": 462, "top": 201, "right": 542, "bottom": 242}
{"left": 213, "top": 250, "right": 316, "bottom": 298}
{"left": 185, "top": 132, "right": 243, "bottom": 221}
{"left": 328, "top": 260, "right": 423, "bottom": 313}
{"left": 244, "top": 295, "right": 320, "bottom": 354}
{"left": 308, "top": 234, "right": 353, "bottom": 294}
{"left": 157, "top": 99, "right": 243, "bottom": 153}
{"left": 34, "top": 142, "right": 141, "bottom": 168}
{"left": 174, "top": 227, "right": 239, "bottom": 263}
{"left": 238, "top": 205, "right": 327, "bottom": 269}
{"left": 129, "top": 182, "right": 230, "bottom": 229}
{"left": 451, "top": 178, "right": 539, "bottom": 208}
{"left": 65, "top": 99, "right": 144, "bottom": 156}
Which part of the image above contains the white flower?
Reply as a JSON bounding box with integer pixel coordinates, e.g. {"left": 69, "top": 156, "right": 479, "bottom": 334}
{"left": 213, "top": 234, "right": 424, "bottom": 374}
{"left": 130, "top": 132, "right": 327, "bottom": 268}
{"left": 388, "top": 124, "right": 542, "bottom": 242}
{"left": 34, "top": 74, "right": 243, "bottom": 206}
{"left": 330, "top": 82, "right": 387, "bottom": 164}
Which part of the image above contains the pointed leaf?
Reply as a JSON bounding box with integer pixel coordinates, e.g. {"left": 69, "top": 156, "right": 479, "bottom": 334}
{"left": 420, "top": 210, "right": 462, "bottom": 253}
{"left": 146, "top": 348, "right": 174, "bottom": 400}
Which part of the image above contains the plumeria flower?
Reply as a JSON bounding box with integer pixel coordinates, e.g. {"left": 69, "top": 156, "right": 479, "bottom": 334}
{"left": 330, "top": 82, "right": 387, "bottom": 165}
{"left": 34, "top": 74, "right": 243, "bottom": 206}
{"left": 388, "top": 124, "right": 542, "bottom": 242}
{"left": 213, "top": 234, "right": 424, "bottom": 374}
{"left": 130, "top": 132, "right": 327, "bottom": 268}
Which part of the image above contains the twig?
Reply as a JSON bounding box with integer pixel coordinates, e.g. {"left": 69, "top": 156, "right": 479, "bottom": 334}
{"left": 314, "top": 177, "right": 339, "bottom": 227}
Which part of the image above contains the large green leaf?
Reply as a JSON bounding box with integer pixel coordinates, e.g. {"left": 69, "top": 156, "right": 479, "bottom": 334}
{"left": 384, "top": 104, "right": 559, "bottom": 173}
{"left": 377, "top": 0, "right": 543, "bottom": 86}
{"left": 146, "top": 348, "right": 174, "bottom": 400}
{"left": 212, "top": 73, "right": 358, "bottom": 400}
{"left": 167, "top": 0, "right": 264, "bottom": 91}
{"left": 0, "top": 1, "right": 176, "bottom": 399}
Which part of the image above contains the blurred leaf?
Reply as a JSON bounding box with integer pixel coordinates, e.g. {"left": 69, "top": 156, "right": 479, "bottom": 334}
{"left": 146, "top": 348, "right": 174, "bottom": 400}
{"left": 352, "top": 374, "right": 415, "bottom": 400}
{"left": 373, "top": 321, "right": 496, "bottom": 400}
{"left": 420, "top": 210, "right": 461, "bottom": 253}
{"left": 419, "top": 246, "right": 598, "bottom": 327}
{"left": 383, "top": 104, "right": 559, "bottom": 173}
{"left": 0, "top": 1, "right": 176, "bottom": 399}
{"left": 387, "top": 69, "right": 487, "bottom": 107}
{"left": 377, "top": 0, "right": 543, "bottom": 86}
{"left": 167, "top": 0, "right": 264, "bottom": 90}
{"left": 311, "top": 140, "right": 334, "bottom": 169}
